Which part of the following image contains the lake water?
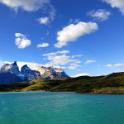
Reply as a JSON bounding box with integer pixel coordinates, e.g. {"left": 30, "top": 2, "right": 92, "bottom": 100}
{"left": 0, "top": 92, "right": 124, "bottom": 124}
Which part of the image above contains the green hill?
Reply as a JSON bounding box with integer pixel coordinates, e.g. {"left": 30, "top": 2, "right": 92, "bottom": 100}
{"left": 48, "top": 72, "right": 124, "bottom": 93}
{"left": 1, "top": 72, "right": 124, "bottom": 94}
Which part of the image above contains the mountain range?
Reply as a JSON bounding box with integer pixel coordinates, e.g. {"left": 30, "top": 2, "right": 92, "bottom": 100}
{"left": 0, "top": 61, "right": 69, "bottom": 84}
{"left": 1, "top": 61, "right": 124, "bottom": 94}
{"left": 1, "top": 72, "right": 124, "bottom": 94}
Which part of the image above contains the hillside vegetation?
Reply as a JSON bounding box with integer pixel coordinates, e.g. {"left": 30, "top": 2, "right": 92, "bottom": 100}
{"left": 1, "top": 72, "right": 124, "bottom": 94}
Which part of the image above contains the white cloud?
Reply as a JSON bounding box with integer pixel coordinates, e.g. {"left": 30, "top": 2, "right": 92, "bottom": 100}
{"left": 0, "top": 51, "right": 81, "bottom": 71}
{"left": 105, "top": 63, "right": 124, "bottom": 72}
{"left": 67, "top": 62, "right": 81, "bottom": 70}
{"left": 105, "top": 63, "right": 124, "bottom": 67}
{"left": 72, "top": 73, "right": 90, "bottom": 77}
{"left": 0, "top": 60, "right": 42, "bottom": 70}
{"left": 38, "top": 17, "right": 49, "bottom": 25}
{"left": 103, "top": 0, "right": 124, "bottom": 14}
{"left": 88, "top": 9, "right": 111, "bottom": 21}
{"left": 0, "top": 0, "right": 56, "bottom": 22}
{"left": 37, "top": 42, "right": 49, "bottom": 48}
{"left": 38, "top": 4, "right": 56, "bottom": 25}
{"left": 15, "top": 33, "right": 31, "bottom": 49}
{"left": 43, "top": 50, "right": 70, "bottom": 65}
{"left": 0, "top": 0, "right": 50, "bottom": 12}
{"left": 55, "top": 21, "right": 98, "bottom": 48}
{"left": 17, "top": 61, "right": 42, "bottom": 70}
{"left": 85, "top": 59, "right": 96, "bottom": 64}
{"left": 43, "top": 50, "right": 81, "bottom": 70}
{"left": 105, "top": 64, "right": 113, "bottom": 67}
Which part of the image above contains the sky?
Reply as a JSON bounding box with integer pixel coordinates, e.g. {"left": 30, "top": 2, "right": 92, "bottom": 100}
{"left": 0, "top": 0, "right": 124, "bottom": 77}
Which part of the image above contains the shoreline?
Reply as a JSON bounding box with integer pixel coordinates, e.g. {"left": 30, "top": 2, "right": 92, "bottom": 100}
{"left": 1, "top": 90, "right": 124, "bottom": 95}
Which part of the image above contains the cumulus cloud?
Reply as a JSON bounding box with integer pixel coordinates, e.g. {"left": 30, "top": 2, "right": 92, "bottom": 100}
{"left": 43, "top": 50, "right": 70, "bottom": 65}
{"left": 0, "top": 0, "right": 56, "bottom": 22}
{"left": 0, "top": 0, "right": 50, "bottom": 11}
{"left": 43, "top": 50, "right": 81, "bottom": 70}
{"left": 15, "top": 33, "right": 31, "bottom": 49}
{"left": 54, "top": 21, "right": 98, "bottom": 48}
{"left": 88, "top": 9, "right": 111, "bottom": 21}
{"left": 17, "top": 61, "right": 42, "bottom": 70}
{"left": 85, "top": 59, "right": 96, "bottom": 64}
{"left": 38, "top": 17, "right": 49, "bottom": 25}
{"left": 37, "top": 42, "right": 49, "bottom": 48}
{"left": 103, "top": 0, "right": 124, "bottom": 14}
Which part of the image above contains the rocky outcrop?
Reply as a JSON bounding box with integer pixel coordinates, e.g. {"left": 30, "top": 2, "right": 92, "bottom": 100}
{"left": 37, "top": 66, "right": 69, "bottom": 80}
{"left": 0, "top": 72, "right": 23, "bottom": 84}
{"left": 0, "top": 61, "right": 20, "bottom": 75}
{"left": 0, "top": 61, "right": 69, "bottom": 84}
{"left": 54, "top": 68, "right": 69, "bottom": 79}
{"left": 0, "top": 62, "right": 41, "bottom": 81}
{"left": 21, "top": 65, "right": 41, "bottom": 80}
{"left": 0, "top": 61, "right": 24, "bottom": 80}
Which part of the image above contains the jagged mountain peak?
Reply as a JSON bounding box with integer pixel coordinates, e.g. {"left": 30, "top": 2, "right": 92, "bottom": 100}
{"left": 0, "top": 61, "right": 69, "bottom": 84}
{"left": 21, "top": 64, "right": 30, "bottom": 70}
{"left": 12, "top": 61, "right": 17, "bottom": 66}
{"left": 21, "top": 64, "right": 41, "bottom": 81}
{"left": 0, "top": 61, "right": 20, "bottom": 74}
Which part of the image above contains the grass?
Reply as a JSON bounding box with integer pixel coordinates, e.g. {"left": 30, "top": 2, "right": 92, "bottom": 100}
{"left": 1, "top": 72, "right": 124, "bottom": 94}
{"left": 92, "top": 87, "right": 124, "bottom": 94}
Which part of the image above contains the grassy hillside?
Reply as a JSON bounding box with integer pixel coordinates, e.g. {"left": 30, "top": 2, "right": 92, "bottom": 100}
{"left": 48, "top": 72, "right": 124, "bottom": 93}
{"left": 1, "top": 72, "right": 124, "bottom": 94}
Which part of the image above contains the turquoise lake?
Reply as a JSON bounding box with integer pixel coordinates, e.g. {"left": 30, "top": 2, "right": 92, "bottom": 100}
{"left": 0, "top": 92, "right": 124, "bottom": 124}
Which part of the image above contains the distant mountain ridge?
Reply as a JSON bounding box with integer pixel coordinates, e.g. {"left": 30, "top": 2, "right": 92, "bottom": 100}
{"left": 0, "top": 61, "right": 69, "bottom": 84}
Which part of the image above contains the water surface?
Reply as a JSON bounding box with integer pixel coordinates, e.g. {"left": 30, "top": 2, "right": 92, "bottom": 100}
{"left": 0, "top": 92, "right": 124, "bottom": 124}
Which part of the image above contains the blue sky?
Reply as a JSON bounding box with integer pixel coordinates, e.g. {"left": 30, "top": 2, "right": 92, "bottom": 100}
{"left": 0, "top": 0, "right": 124, "bottom": 76}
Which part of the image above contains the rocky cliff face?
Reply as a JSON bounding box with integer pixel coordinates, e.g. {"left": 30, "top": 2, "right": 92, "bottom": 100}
{"left": 0, "top": 61, "right": 20, "bottom": 75}
{"left": 21, "top": 65, "right": 41, "bottom": 80}
{"left": 37, "top": 66, "right": 69, "bottom": 80}
{"left": 0, "top": 61, "right": 69, "bottom": 84}
{"left": 0, "top": 72, "right": 23, "bottom": 84}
